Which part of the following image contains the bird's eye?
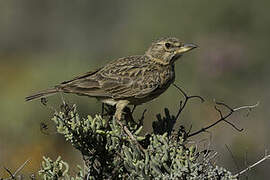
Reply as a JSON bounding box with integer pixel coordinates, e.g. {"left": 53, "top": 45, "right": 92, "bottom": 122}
{"left": 165, "top": 43, "right": 172, "bottom": 49}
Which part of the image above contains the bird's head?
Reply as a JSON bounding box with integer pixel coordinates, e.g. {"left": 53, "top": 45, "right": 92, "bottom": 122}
{"left": 145, "top": 37, "right": 197, "bottom": 65}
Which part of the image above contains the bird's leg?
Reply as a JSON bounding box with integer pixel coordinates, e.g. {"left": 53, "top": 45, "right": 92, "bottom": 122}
{"left": 131, "top": 105, "right": 137, "bottom": 114}
{"left": 115, "top": 100, "right": 144, "bottom": 151}
{"left": 115, "top": 100, "right": 129, "bottom": 120}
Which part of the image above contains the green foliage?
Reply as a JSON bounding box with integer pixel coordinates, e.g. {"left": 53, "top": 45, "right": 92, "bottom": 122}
{"left": 39, "top": 104, "right": 236, "bottom": 179}
{"left": 39, "top": 156, "right": 83, "bottom": 180}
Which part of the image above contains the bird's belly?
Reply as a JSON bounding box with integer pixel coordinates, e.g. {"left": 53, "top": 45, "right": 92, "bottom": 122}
{"left": 129, "top": 80, "right": 174, "bottom": 105}
{"left": 97, "top": 83, "right": 172, "bottom": 106}
{"left": 99, "top": 98, "right": 118, "bottom": 106}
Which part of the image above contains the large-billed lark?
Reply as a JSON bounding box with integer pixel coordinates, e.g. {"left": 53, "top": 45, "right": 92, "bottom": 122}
{"left": 26, "top": 37, "right": 197, "bottom": 120}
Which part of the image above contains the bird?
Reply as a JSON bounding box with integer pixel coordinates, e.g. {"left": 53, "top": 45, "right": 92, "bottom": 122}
{"left": 26, "top": 37, "right": 197, "bottom": 120}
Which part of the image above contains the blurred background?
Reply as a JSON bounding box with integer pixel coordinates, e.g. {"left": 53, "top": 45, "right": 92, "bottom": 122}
{"left": 0, "top": 0, "right": 269, "bottom": 179}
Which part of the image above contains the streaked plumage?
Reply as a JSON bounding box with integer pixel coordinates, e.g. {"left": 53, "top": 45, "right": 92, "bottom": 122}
{"left": 26, "top": 37, "right": 197, "bottom": 119}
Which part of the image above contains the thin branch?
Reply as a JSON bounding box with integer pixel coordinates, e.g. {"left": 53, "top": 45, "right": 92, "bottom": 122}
{"left": 138, "top": 109, "right": 147, "bottom": 127}
{"left": 233, "top": 102, "right": 259, "bottom": 111}
{"left": 189, "top": 95, "right": 205, "bottom": 102}
{"left": 173, "top": 83, "right": 204, "bottom": 121}
{"left": 223, "top": 119, "right": 243, "bottom": 132}
{"left": 225, "top": 144, "right": 240, "bottom": 172}
{"left": 13, "top": 159, "right": 30, "bottom": 176}
{"left": 173, "top": 84, "right": 205, "bottom": 103}
{"left": 215, "top": 101, "right": 244, "bottom": 132}
{"left": 215, "top": 101, "right": 234, "bottom": 112}
{"left": 131, "top": 105, "right": 137, "bottom": 114}
{"left": 233, "top": 150, "right": 270, "bottom": 178}
{"left": 187, "top": 125, "right": 193, "bottom": 135}
{"left": 188, "top": 101, "right": 258, "bottom": 138}
{"left": 3, "top": 167, "right": 14, "bottom": 179}
{"left": 2, "top": 159, "right": 30, "bottom": 180}
{"left": 214, "top": 105, "right": 223, "bottom": 118}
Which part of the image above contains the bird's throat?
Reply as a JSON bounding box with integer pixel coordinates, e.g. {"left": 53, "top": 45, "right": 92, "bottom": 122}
{"left": 147, "top": 55, "right": 170, "bottom": 65}
{"left": 171, "top": 54, "right": 182, "bottom": 64}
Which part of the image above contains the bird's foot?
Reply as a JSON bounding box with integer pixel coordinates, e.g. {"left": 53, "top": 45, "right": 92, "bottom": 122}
{"left": 114, "top": 114, "right": 145, "bottom": 152}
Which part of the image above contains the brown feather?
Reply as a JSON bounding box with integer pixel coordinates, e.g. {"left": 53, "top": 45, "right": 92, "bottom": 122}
{"left": 25, "top": 88, "right": 59, "bottom": 101}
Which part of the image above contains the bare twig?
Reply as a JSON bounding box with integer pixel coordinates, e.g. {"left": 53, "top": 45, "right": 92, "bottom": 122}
{"left": 13, "top": 159, "right": 30, "bottom": 177}
{"left": 233, "top": 150, "right": 270, "bottom": 178}
{"left": 131, "top": 105, "right": 137, "bottom": 114}
{"left": 233, "top": 102, "right": 259, "bottom": 111}
{"left": 3, "top": 167, "right": 14, "bottom": 179}
{"left": 2, "top": 159, "right": 30, "bottom": 180}
{"left": 173, "top": 84, "right": 204, "bottom": 121}
{"left": 223, "top": 119, "right": 243, "bottom": 132}
{"left": 225, "top": 144, "right": 240, "bottom": 172}
{"left": 138, "top": 109, "right": 147, "bottom": 127}
{"left": 188, "top": 101, "right": 258, "bottom": 138}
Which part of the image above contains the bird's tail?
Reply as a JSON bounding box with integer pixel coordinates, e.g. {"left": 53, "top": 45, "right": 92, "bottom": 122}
{"left": 25, "top": 88, "right": 59, "bottom": 101}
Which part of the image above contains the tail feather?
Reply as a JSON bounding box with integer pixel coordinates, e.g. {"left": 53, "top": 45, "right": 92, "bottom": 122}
{"left": 25, "top": 88, "right": 59, "bottom": 101}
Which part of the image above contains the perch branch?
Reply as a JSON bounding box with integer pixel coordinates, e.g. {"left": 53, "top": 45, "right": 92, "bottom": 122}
{"left": 188, "top": 101, "right": 259, "bottom": 138}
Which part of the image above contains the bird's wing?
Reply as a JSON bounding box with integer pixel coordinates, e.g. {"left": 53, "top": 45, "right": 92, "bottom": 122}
{"left": 59, "top": 76, "right": 106, "bottom": 97}
{"left": 57, "top": 67, "right": 108, "bottom": 97}
{"left": 98, "top": 59, "right": 160, "bottom": 99}
{"left": 60, "top": 68, "right": 159, "bottom": 99}
{"left": 60, "top": 68, "right": 102, "bottom": 84}
{"left": 58, "top": 56, "right": 160, "bottom": 99}
{"left": 101, "top": 76, "right": 159, "bottom": 99}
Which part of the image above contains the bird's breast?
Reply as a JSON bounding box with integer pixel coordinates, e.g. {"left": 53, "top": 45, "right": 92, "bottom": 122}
{"left": 159, "top": 66, "right": 175, "bottom": 88}
{"left": 145, "top": 66, "right": 175, "bottom": 100}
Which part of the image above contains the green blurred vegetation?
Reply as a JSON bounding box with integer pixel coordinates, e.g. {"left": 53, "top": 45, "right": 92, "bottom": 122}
{"left": 0, "top": 0, "right": 269, "bottom": 179}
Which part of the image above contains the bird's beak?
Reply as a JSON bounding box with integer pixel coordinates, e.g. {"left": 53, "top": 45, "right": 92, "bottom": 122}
{"left": 176, "top": 43, "right": 198, "bottom": 55}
